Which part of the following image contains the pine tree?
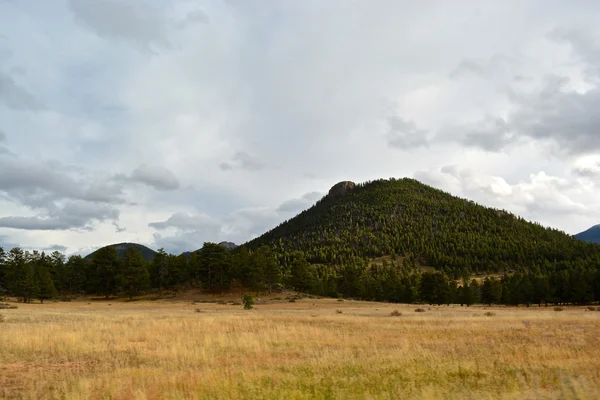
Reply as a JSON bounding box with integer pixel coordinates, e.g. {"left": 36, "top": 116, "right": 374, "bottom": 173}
{"left": 261, "top": 246, "right": 282, "bottom": 294}
{"left": 36, "top": 265, "right": 57, "bottom": 303}
{"left": 118, "top": 247, "right": 150, "bottom": 300}
{"left": 153, "top": 248, "right": 170, "bottom": 291}
{"left": 90, "top": 246, "right": 119, "bottom": 299}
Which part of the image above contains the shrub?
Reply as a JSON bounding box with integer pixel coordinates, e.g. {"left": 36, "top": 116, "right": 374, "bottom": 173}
{"left": 484, "top": 312, "right": 496, "bottom": 317}
{"left": 390, "top": 310, "right": 402, "bottom": 317}
{"left": 414, "top": 308, "right": 426, "bottom": 313}
{"left": 587, "top": 306, "right": 596, "bottom": 311}
{"left": 0, "top": 314, "right": 4, "bottom": 323}
{"left": 195, "top": 308, "right": 203, "bottom": 313}
{"left": 337, "top": 299, "right": 344, "bottom": 302}
{"left": 242, "top": 294, "right": 255, "bottom": 310}
{"left": 288, "top": 298, "right": 296, "bottom": 303}
{"left": 554, "top": 307, "right": 563, "bottom": 312}
{"left": 336, "top": 310, "right": 343, "bottom": 314}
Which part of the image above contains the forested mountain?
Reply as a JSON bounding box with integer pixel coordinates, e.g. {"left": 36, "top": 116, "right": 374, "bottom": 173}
{"left": 1, "top": 178, "right": 599, "bottom": 306}
{"left": 575, "top": 225, "right": 600, "bottom": 244}
{"left": 247, "top": 178, "right": 600, "bottom": 278}
{"left": 85, "top": 243, "right": 158, "bottom": 262}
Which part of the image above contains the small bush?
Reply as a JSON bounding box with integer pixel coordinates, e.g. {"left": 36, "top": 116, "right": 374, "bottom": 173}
{"left": 484, "top": 312, "right": 496, "bottom": 317}
{"left": 336, "top": 310, "right": 343, "bottom": 314}
{"left": 242, "top": 294, "right": 255, "bottom": 310}
{"left": 554, "top": 307, "right": 563, "bottom": 312}
{"left": 288, "top": 298, "right": 296, "bottom": 303}
{"left": 337, "top": 299, "right": 344, "bottom": 302}
{"left": 414, "top": 308, "right": 426, "bottom": 313}
{"left": 195, "top": 308, "right": 203, "bottom": 313}
{"left": 0, "top": 314, "right": 4, "bottom": 323}
{"left": 390, "top": 310, "right": 402, "bottom": 317}
{"left": 587, "top": 306, "right": 596, "bottom": 311}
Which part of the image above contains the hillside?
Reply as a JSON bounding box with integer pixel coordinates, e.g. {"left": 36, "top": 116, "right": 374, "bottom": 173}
{"left": 85, "top": 243, "right": 158, "bottom": 262}
{"left": 575, "top": 225, "right": 600, "bottom": 244}
{"left": 246, "top": 178, "right": 600, "bottom": 277}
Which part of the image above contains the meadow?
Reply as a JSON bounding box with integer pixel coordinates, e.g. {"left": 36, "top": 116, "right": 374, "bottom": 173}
{"left": 1, "top": 293, "right": 599, "bottom": 399}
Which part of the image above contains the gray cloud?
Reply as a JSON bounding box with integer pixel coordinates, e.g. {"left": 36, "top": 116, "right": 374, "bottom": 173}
{"left": 0, "top": 200, "right": 119, "bottom": 231}
{"left": 149, "top": 212, "right": 219, "bottom": 232}
{"left": 220, "top": 151, "right": 268, "bottom": 172}
{"left": 0, "top": 130, "right": 5, "bottom": 141}
{"left": 277, "top": 191, "right": 322, "bottom": 213}
{"left": 44, "top": 244, "right": 68, "bottom": 253}
{"left": 68, "top": 0, "right": 208, "bottom": 48}
{"left": 386, "top": 117, "right": 429, "bottom": 149}
{"left": 130, "top": 164, "right": 180, "bottom": 191}
{"left": 449, "top": 55, "right": 517, "bottom": 79}
{"left": 0, "top": 72, "right": 44, "bottom": 111}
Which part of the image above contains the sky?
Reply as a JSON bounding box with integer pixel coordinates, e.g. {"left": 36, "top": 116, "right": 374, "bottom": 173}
{"left": 1, "top": 0, "right": 600, "bottom": 256}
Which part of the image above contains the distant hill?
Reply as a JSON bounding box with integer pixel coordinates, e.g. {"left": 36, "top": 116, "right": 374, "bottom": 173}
{"left": 575, "top": 225, "right": 600, "bottom": 244}
{"left": 85, "top": 243, "right": 158, "bottom": 261}
{"left": 246, "top": 178, "right": 600, "bottom": 277}
{"left": 181, "top": 241, "right": 238, "bottom": 258}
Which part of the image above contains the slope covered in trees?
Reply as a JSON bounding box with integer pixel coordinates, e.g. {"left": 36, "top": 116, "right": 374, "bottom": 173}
{"left": 1, "top": 178, "right": 599, "bottom": 306}
{"left": 575, "top": 225, "right": 600, "bottom": 244}
{"left": 85, "top": 243, "right": 158, "bottom": 262}
{"left": 247, "top": 178, "right": 600, "bottom": 278}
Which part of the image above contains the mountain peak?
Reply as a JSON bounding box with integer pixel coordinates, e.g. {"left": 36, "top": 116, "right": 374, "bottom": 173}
{"left": 328, "top": 181, "right": 356, "bottom": 199}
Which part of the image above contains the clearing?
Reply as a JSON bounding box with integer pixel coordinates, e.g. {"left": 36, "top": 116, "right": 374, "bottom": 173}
{"left": 0, "top": 293, "right": 599, "bottom": 399}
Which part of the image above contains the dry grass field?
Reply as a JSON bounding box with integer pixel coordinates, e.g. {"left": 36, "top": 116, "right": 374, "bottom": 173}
{"left": 1, "top": 293, "right": 599, "bottom": 399}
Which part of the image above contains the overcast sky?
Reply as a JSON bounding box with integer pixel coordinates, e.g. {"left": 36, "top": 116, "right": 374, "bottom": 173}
{"left": 1, "top": 0, "right": 600, "bottom": 255}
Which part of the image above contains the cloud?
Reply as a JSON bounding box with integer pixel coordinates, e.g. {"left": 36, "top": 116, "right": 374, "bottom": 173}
{"left": 415, "top": 166, "right": 591, "bottom": 228}
{"left": 277, "top": 192, "right": 322, "bottom": 213}
{"left": 68, "top": 0, "right": 208, "bottom": 48}
{"left": 149, "top": 212, "right": 219, "bottom": 232}
{"left": 0, "top": 200, "right": 120, "bottom": 231}
{"left": 386, "top": 117, "right": 429, "bottom": 149}
{"left": 0, "top": 72, "right": 44, "bottom": 111}
{"left": 43, "top": 244, "right": 68, "bottom": 253}
{"left": 220, "top": 151, "right": 268, "bottom": 172}
{"left": 0, "top": 130, "right": 5, "bottom": 141}
{"left": 130, "top": 164, "right": 180, "bottom": 191}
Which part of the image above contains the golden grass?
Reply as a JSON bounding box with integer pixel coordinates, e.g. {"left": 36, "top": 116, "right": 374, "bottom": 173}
{"left": 1, "top": 296, "right": 599, "bottom": 399}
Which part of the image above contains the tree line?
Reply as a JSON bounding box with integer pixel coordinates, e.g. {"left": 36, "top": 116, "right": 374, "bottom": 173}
{"left": 0, "top": 243, "right": 284, "bottom": 302}
{"left": 1, "top": 243, "right": 599, "bottom": 306}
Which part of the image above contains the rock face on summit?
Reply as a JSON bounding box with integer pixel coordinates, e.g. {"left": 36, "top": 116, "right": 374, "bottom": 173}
{"left": 328, "top": 181, "right": 356, "bottom": 198}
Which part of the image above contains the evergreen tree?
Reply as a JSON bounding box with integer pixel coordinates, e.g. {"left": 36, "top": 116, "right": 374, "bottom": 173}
{"left": 152, "top": 248, "right": 170, "bottom": 291}
{"left": 90, "top": 246, "right": 119, "bottom": 299}
{"left": 289, "top": 252, "right": 313, "bottom": 293}
{"left": 36, "top": 265, "right": 57, "bottom": 303}
{"left": 64, "top": 255, "right": 87, "bottom": 294}
{"left": 481, "top": 277, "right": 502, "bottom": 305}
{"left": 118, "top": 247, "right": 150, "bottom": 300}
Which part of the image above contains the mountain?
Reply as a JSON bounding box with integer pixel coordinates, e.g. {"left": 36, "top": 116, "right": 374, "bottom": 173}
{"left": 85, "top": 243, "right": 158, "bottom": 262}
{"left": 246, "top": 178, "right": 600, "bottom": 277}
{"left": 575, "top": 225, "right": 600, "bottom": 244}
{"left": 181, "top": 241, "right": 238, "bottom": 258}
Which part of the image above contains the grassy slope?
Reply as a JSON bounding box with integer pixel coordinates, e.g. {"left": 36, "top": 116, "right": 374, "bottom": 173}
{"left": 1, "top": 297, "right": 599, "bottom": 399}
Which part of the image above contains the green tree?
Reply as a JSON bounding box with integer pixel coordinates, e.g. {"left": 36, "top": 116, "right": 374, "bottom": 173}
{"left": 64, "top": 255, "right": 87, "bottom": 294}
{"left": 118, "top": 247, "right": 150, "bottom": 300}
{"left": 481, "top": 277, "right": 502, "bottom": 305}
{"left": 36, "top": 265, "right": 57, "bottom": 303}
{"left": 152, "top": 248, "right": 170, "bottom": 291}
{"left": 289, "top": 252, "right": 313, "bottom": 293}
{"left": 197, "top": 243, "right": 232, "bottom": 291}
{"left": 90, "top": 246, "right": 120, "bottom": 299}
{"left": 261, "top": 246, "right": 282, "bottom": 294}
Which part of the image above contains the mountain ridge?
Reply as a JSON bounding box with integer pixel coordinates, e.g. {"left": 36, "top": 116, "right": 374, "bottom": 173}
{"left": 246, "top": 178, "right": 600, "bottom": 277}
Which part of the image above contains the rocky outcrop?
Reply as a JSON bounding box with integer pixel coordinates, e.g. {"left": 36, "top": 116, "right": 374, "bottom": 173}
{"left": 328, "top": 181, "right": 356, "bottom": 199}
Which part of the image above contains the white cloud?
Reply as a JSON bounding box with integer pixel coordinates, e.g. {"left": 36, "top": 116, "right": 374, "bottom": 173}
{"left": 1, "top": 0, "right": 600, "bottom": 253}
